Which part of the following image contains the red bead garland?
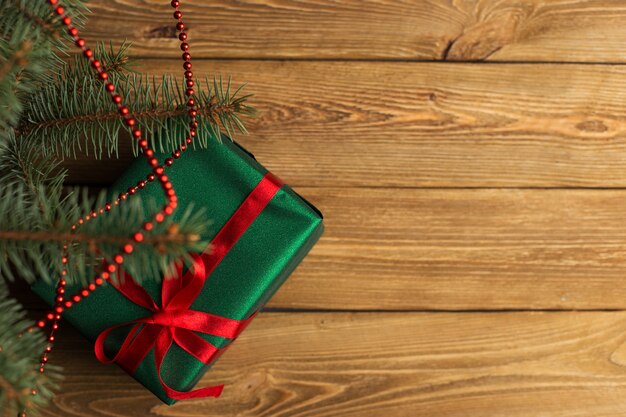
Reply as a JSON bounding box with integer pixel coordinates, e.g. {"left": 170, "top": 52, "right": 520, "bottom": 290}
{"left": 25, "top": 0, "right": 199, "bottom": 414}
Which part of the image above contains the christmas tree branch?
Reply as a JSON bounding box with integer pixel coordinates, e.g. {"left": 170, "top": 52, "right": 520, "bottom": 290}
{"left": 15, "top": 101, "right": 242, "bottom": 137}
{"left": 14, "top": 43, "right": 255, "bottom": 158}
{"left": 0, "top": 228, "right": 200, "bottom": 246}
{"left": 0, "top": 281, "right": 61, "bottom": 417}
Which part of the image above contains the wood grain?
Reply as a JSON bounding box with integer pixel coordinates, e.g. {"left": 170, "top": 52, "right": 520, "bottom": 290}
{"left": 275, "top": 187, "right": 626, "bottom": 311}
{"left": 63, "top": 60, "right": 626, "bottom": 188}
{"left": 16, "top": 188, "right": 626, "bottom": 311}
{"left": 80, "top": 0, "right": 626, "bottom": 62}
{"left": 40, "top": 312, "right": 626, "bottom": 417}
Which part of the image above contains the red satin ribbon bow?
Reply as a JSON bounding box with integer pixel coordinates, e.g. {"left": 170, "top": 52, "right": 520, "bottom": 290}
{"left": 94, "top": 172, "right": 283, "bottom": 400}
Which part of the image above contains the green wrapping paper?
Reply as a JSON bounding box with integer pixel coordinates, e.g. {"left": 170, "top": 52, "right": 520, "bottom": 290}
{"left": 32, "top": 138, "right": 324, "bottom": 404}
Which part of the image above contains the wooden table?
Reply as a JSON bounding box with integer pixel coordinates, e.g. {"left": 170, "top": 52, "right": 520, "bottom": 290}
{"left": 32, "top": 1, "right": 626, "bottom": 416}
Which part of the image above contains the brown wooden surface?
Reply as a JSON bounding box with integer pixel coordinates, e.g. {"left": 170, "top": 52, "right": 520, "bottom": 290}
{"left": 42, "top": 312, "right": 626, "bottom": 417}
{"left": 65, "top": 60, "right": 626, "bottom": 188}
{"left": 80, "top": 0, "right": 626, "bottom": 62}
{"left": 20, "top": 1, "right": 626, "bottom": 416}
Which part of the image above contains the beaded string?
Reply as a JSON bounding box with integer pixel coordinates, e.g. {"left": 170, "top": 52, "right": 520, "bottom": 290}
{"left": 20, "top": 1, "right": 197, "bottom": 415}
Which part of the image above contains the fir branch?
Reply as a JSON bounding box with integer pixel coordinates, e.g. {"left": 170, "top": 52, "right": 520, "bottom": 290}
{"left": 0, "top": 281, "right": 61, "bottom": 417}
{"left": 16, "top": 54, "right": 255, "bottom": 158}
{"left": 0, "top": 182, "right": 212, "bottom": 285}
{"left": 0, "top": 227, "right": 200, "bottom": 246}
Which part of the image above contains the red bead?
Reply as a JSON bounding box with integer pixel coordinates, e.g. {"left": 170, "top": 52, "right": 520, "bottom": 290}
{"left": 184, "top": 70, "right": 193, "bottom": 79}
{"left": 190, "top": 129, "right": 196, "bottom": 137}
{"left": 88, "top": 283, "right": 96, "bottom": 291}
{"left": 54, "top": 306, "right": 63, "bottom": 314}
{"left": 149, "top": 158, "right": 159, "bottom": 167}
{"left": 183, "top": 61, "right": 192, "bottom": 70}
{"left": 49, "top": 335, "right": 55, "bottom": 342}
{"left": 62, "top": 16, "right": 71, "bottom": 26}
{"left": 173, "top": 150, "right": 181, "bottom": 158}
{"left": 185, "top": 88, "right": 194, "bottom": 96}
{"left": 176, "top": 22, "right": 185, "bottom": 31}
{"left": 123, "top": 244, "right": 134, "bottom": 254}
{"left": 139, "top": 139, "right": 148, "bottom": 148}
{"left": 181, "top": 144, "right": 187, "bottom": 151}
{"left": 159, "top": 174, "right": 168, "bottom": 183}
{"left": 125, "top": 118, "right": 135, "bottom": 126}
{"left": 171, "top": 0, "right": 179, "bottom": 7}
{"left": 145, "top": 149, "right": 154, "bottom": 157}
{"left": 186, "top": 79, "right": 194, "bottom": 88}
{"left": 155, "top": 213, "right": 165, "bottom": 223}
{"left": 119, "top": 106, "right": 129, "bottom": 116}
{"left": 179, "top": 32, "right": 187, "bottom": 41}
{"left": 187, "top": 98, "right": 195, "bottom": 107}
{"left": 128, "top": 187, "right": 136, "bottom": 195}
{"left": 107, "top": 263, "right": 117, "bottom": 273}
{"left": 73, "top": 295, "right": 81, "bottom": 303}
{"left": 83, "top": 49, "right": 93, "bottom": 58}
{"left": 68, "top": 27, "right": 78, "bottom": 36}
{"left": 164, "top": 182, "right": 173, "bottom": 190}
{"left": 167, "top": 188, "right": 176, "bottom": 197}
{"left": 54, "top": 6, "right": 64, "bottom": 15}
{"left": 45, "top": 346, "right": 52, "bottom": 353}
{"left": 174, "top": 11, "right": 182, "bottom": 19}
{"left": 57, "top": 287, "right": 65, "bottom": 294}
{"left": 114, "top": 254, "right": 124, "bottom": 264}
{"left": 98, "top": 71, "right": 108, "bottom": 80}
{"left": 46, "top": 313, "right": 54, "bottom": 320}
{"left": 81, "top": 290, "right": 89, "bottom": 297}
{"left": 75, "top": 38, "right": 85, "bottom": 47}
{"left": 147, "top": 173, "right": 156, "bottom": 181}
{"left": 143, "top": 222, "right": 154, "bottom": 231}
{"left": 165, "top": 158, "right": 173, "bottom": 166}
{"left": 186, "top": 137, "right": 192, "bottom": 144}
{"left": 55, "top": 296, "right": 63, "bottom": 303}
{"left": 60, "top": 279, "right": 66, "bottom": 286}
{"left": 132, "top": 129, "right": 141, "bottom": 138}
{"left": 106, "top": 83, "right": 115, "bottom": 92}
{"left": 37, "top": 320, "right": 45, "bottom": 328}
{"left": 105, "top": 203, "right": 112, "bottom": 211}
{"left": 138, "top": 180, "right": 146, "bottom": 188}
{"left": 55, "top": 314, "right": 61, "bottom": 320}
{"left": 95, "top": 278, "right": 104, "bottom": 286}
{"left": 91, "top": 59, "right": 101, "bottom": 69}
{"left": 154, "top": 166, "right": 164, "bottom": 175}
{"left": 180, "top": 42, "right": 189, "bottom": 51}
{"left": 182, "top": 52, "right": 191, "bottom": 61}
{"left": 48, "top": 0, "right": 58, "bottom": 4}
{"left": 52, "top": 323, "right": 58, "bottom": 330}
{"left": 164, "top": 206, "right": 174, "bottom": 215}
{"left": 134, "top": 232, "right": 144, "bottom": 242}
{"left": 64, "top": 300, "right": 73, "bottom": 308}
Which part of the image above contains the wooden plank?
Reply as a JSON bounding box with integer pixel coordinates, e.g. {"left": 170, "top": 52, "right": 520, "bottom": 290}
{"left": 63, "top": 60, "right": 626, "bottom": 188}
{"left": 38, "top": 312, "right": 626, "bottom": 416}
{"left": 80, "top": 0, "right": 626, "bottom": 62}
{"left": 14, "top": 187, "right": 626, "bottom": 311}
{"left": 274, "top": 187, "right": 626, "bottom": 311}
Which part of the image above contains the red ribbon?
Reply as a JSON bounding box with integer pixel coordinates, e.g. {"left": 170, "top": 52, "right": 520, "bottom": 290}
{"left": 94, "top": 172, "right": 283, "bottom": 400}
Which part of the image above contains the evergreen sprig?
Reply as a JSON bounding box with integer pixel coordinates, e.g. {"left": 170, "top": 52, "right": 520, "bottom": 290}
{"left": 15, "top": 44, "right": 255, "bottom": 158}
{"left": 0, "top": 181, "right": 212, "bottom": 286}
{"left": 0, "top": 281, "right": 61, "bottom": 417}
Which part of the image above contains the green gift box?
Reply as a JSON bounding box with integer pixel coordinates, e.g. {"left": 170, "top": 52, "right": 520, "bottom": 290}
{"left": 32, "top": 138, "right": 324, "bottom": 404}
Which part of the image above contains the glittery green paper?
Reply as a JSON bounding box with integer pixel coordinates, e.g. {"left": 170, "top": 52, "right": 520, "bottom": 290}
{"left": 32, "top": 138, "right": 324, "bottom": 404}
